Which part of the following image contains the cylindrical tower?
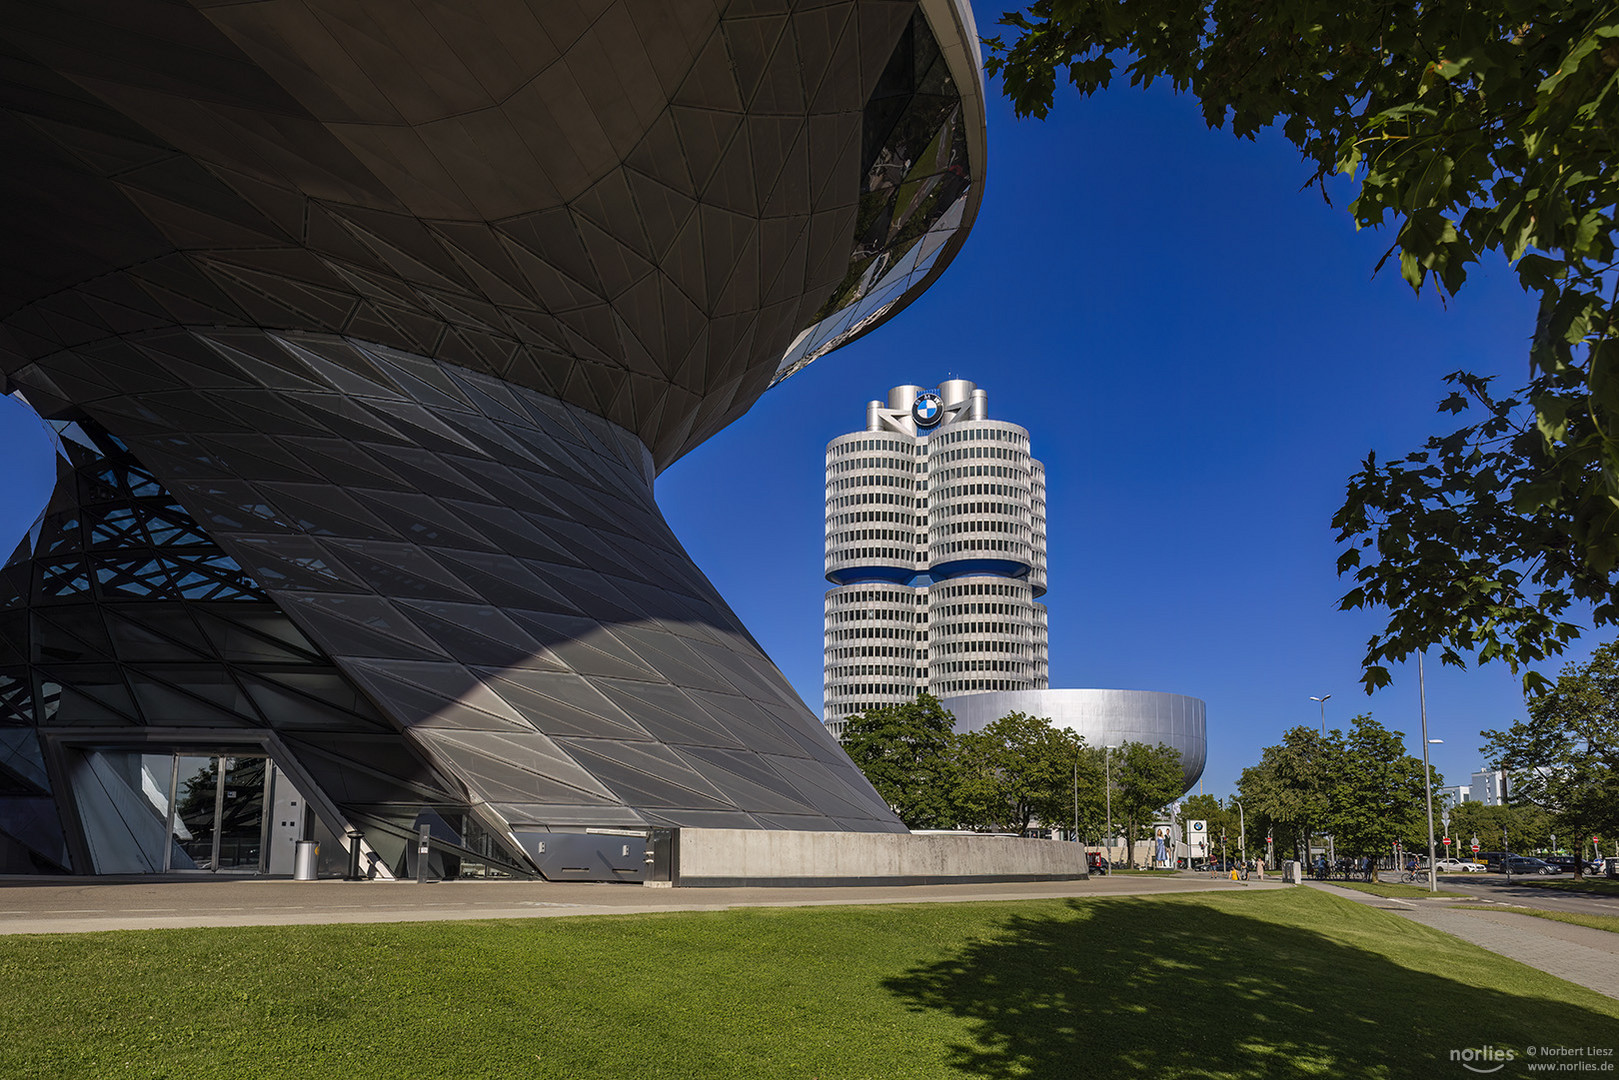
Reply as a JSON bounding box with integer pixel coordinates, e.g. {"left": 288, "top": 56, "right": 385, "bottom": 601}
{"left": 824, "top": 429, "right": 926, "bottom": 586}
{"left": 924, "top": 419, "right": 1042, "bottom": 587}
{"left": 823, "top": 582, "right": 928, "bottom": 724}
{"left": 824, "top": 380, "right": 1048, "bottom": 737}
{"left": 924, "top": 575, "right": 1044, "bottom": 698}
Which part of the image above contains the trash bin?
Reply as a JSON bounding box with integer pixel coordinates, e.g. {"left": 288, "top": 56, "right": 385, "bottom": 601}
{"left": 293, "top": 839, "right": 319, "bottom": 881}
{"left": 345, "top": 829, "right": 364, "bottom": 881}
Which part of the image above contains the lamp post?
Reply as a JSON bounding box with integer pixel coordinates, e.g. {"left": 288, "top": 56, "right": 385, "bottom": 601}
{"left": 1105, "top": 744, "right": 1117, "bottom": 862}
{"left": 1232, "top": 799, "right": 1246, "bottom": 866}
{"left": 1309, "top": 694, "right": 1333, "bottom": 868}
{"left": 1310, "top": 693, "right": 1332, "bottom": 733}
{"left": 1072, "top": 742, "right": 1080, "bottom": 843}
{"left": 1419, "top": 653, "right": 1438, "bottom": 893}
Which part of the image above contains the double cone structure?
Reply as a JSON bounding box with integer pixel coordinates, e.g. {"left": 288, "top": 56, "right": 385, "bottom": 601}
{"left": 0, "top": 0, "right": 986, "bottom": 878}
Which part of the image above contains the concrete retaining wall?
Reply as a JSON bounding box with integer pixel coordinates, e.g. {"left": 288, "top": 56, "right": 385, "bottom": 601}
{"left": 673, "top": 829, "right": 1088, "bottom": 887}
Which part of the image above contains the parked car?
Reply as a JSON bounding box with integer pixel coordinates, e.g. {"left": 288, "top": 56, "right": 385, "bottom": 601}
{"left": 1433, "top": 858, "right": 1485, "bottom": 873}
{"left": 1086, "top": 853, "right": 1110, "bottom": 876}
{"left": 1501, "top": 856, "right": 1555, "bottom": 875}
{"left": 1541, "top": 856, "right": 1593, "bottom": 874}
{"left": 1478, "top": 850, "right": 1514, "bottom": 871}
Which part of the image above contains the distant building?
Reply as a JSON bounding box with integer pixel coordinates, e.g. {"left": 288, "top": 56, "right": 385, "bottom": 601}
{"left": 1439, "top": 784, "right": 1473, "bottom": 807}
{"left": 1470, "top": 769, "right": 1508, "bottom": 806}
{"left": 822, "top": 380, "right": 1048, "bottom": 737}
{"left": 822, "top": 381, "right": 1207, "bottom": 796}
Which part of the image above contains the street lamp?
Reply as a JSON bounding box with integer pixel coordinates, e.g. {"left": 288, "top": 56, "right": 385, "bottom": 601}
{"left": 1309, "top": 694, "right": 1333, "bottom": 866}
{"left": 1072, "top": 741, "right": 1081, "bottom": 844}
{"left": 1105, "top": 744, "right": 1117, "bottom": 862}
{"left": 1310, "top": 694, "right": 1332, "bottom": 733}
{"left": 1232, "top": 799, "right": 1246, "bottom": 865}
{"left": 1419, "top": 654, "right": 1438, "bottom": 893}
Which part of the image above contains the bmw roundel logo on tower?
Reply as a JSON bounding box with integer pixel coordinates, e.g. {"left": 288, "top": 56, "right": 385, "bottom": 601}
{"left": 913, "top": 391, "right": 943, "bottom": 427}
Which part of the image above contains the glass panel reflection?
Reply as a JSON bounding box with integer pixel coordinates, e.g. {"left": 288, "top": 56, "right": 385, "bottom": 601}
{"left": 172, "top": 755, "right": 217, "bottom": 870}
{"left": 772, "top": 10, "right": 976, "bottom": 385}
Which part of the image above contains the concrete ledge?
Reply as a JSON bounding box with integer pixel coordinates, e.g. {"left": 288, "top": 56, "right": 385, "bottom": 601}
{"left": 677, "top": 873, "right": 1086, "bottom": 889}
{"left": 674, "top": 828, "right": 1088, "bottom": 888}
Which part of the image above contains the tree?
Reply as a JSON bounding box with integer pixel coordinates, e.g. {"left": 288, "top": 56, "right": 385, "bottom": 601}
{"left": 1177, "top": 792, "right": 1235, "bottom": 846}
{"left": 952, "top": 712, "right": 1090, "bottom": 834}
{"left": 1483, "top": 641, "right": 1619, "bottom": 872}
{"left": 841, "top": 694, "right": 958, "bottom": 829}
{"left": 1112, "top": 742, "right": 1185, "bottom": 868}
{"left": 1237, "top": 727, "right": 1337, "bottom": 863}
{"left": 1449, "top": 800, "right": 1554, "bottom": 855}
{"left": 986, "top": 3, "right": 1619, "bottom": 691}
{"left": 1177, "top": 792, "right": 1249, "bottom": 864}
{"left": 1326, "top": 715, "right": 1434, "bottom": 858}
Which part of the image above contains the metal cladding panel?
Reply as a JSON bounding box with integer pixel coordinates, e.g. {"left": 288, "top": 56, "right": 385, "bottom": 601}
{"left": 2, "top": 338, "right": 906, "bottom": 872}
{"left": 943, "top": 688, "right": 1209, "bottom": 795}
{"left": 0, "top": 0, "right": 984, "bottom": 471}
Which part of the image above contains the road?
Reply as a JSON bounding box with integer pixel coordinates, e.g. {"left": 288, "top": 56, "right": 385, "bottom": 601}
{"left": 1388, "top": 871, "right": 1619, "bottom": 917}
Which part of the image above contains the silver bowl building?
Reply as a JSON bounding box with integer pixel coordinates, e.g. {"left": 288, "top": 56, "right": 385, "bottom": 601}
{"left": 0, "top": 0, "right": 987, "bottom": 880}
{"left": 943, "top": 689, "right": 1208, "bottom": 795}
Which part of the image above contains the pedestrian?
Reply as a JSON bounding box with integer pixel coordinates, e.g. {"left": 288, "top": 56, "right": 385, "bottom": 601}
{"left": 1255, "top": 858, "right": 1265, "bottom": 882}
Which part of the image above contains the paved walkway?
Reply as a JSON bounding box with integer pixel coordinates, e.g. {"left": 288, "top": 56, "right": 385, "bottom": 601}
{"left": 1307, "top": 882, "right": 1619, "bottom": 1000}
{"left": 0, "top": 872, "right": 1289, "bottom": 936}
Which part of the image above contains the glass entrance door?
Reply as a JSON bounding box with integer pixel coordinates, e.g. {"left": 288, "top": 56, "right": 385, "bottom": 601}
{"left": 165, "top": 754, "right": 270, "bottom": 873}
{"left": 216, "top": 756, "right": 267, "bottom": 871}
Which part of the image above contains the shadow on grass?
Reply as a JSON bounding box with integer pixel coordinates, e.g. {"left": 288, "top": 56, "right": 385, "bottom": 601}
{"left": 882, "top": 893, "right": 1617, "bottom": 1079}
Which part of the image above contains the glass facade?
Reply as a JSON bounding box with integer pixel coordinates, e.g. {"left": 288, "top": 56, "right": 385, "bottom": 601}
{"left": 772, "top": 10, "right": 980, "bottom": 385}
{"left": 0, "top": 417, "right": 533, "bottom": 877}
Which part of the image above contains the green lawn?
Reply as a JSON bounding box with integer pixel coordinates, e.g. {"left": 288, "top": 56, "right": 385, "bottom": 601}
{"left": 0, "top": 888, "right": 1613, "bottom": 1080}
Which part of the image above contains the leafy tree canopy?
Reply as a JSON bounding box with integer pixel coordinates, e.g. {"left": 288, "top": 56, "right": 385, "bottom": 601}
{"left": 841, "top": 693, "right": 959, "bottom": 829}
{"left": 1448, "top": 800, "right": 1555, "bottom": 853}
{"left": 1178, "top": 792, "right": 1237, "bottom": 844}
{"left": 1237, "top": 726, "right": 1336, "bottom": 861}
{"left": 1112, "top": 741, "right": 1185, "bottom": 866}
{"left": 1236, "top": 719, "right": 1441, "bottom": 859}
{"left": 1483, "top": 640, "right": 1619, "bottom": 847}
{"left": 954, "top": 711, "right": 1089, "bottom": 833}
{"left": 986, "top": 2, "right": 1619, "bottom": 691}
{"left": 1327, "top": 714, "right": 1435, "bottom": 855}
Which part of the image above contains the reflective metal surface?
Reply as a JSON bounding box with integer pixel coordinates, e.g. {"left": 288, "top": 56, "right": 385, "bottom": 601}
{"left": 943, "top": 689, "right": 1209, "bottom": 795}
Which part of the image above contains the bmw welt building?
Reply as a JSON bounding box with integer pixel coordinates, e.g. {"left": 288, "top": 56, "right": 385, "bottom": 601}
{"left": 0, "top": 0, "right": 1091, "bottom": 885}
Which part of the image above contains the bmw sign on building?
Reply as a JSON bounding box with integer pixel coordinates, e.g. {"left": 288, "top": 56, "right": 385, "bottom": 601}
{"left": 1189, "top": 820, "right": 1209, "bottom": 859}
{"left": 913, "top": 391, "right": 943, "bottom": 427}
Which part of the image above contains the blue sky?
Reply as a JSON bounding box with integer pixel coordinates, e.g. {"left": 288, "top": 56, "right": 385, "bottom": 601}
{"left": 0, "top": 31, "right": 1584, "bottom": 802}
{"left": 658, "top": 53, "right": 1578, "bottom": 800}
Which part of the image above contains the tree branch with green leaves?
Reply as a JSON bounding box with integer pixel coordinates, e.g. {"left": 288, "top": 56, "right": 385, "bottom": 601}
{"left": 986, "top": 1, "right": 1619, "bottom": 691}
